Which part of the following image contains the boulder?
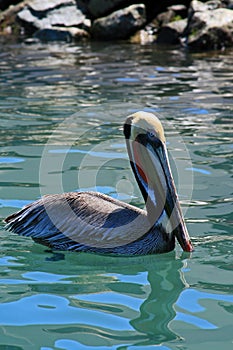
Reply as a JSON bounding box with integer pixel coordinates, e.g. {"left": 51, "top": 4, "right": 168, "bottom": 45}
{"left": 33, "top": 26, "right": 89, "bottom": 42}
{"left": 144, "top": 0, "right": 191, "bottom": 21}
{"left": 17, "top": 7, "right": 50, "bottom": 30}
{"left": 157, "top": 19, "right": 187, "bottom": 45}
{"left": 28, "top": 0, "right": 74, "bottom": 12}
{"left": 33, "top": 27, "right": 73, "bottom": 41}
{"left": 156, "top": 9, "right": 176, "bottom": 27}
{"left": 38, "top": 5, "right": 87, "bottom": 27}
{"left": 16, "top": 0, "right": 90, "bottom": 40}
{"left": 92, "top": 3, "right": 146, "bottom": 40}
{"left": 17, "top": 1, "right": 89, "bottom": 29}
{"left": 187, "top": 7, "right": 233, "bottom": 49}
{"left": 167, "top": 4, "right": 188, "bottom": 17}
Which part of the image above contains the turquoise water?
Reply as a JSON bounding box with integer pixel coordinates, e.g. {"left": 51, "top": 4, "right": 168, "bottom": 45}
{"left": 0, "top": 42, "right": 232, "bottom": 349}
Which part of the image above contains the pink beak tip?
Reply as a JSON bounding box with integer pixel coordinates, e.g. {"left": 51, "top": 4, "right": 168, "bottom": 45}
{"left": 184, "top": 240, "right": 194, "bottom": 252}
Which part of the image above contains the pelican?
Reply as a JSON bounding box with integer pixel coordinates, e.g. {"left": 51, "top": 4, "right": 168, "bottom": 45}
{"left": 5, "top": 111, "right": 193, "bottom": 255}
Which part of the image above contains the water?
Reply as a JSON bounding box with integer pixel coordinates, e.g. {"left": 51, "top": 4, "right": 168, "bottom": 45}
{"left": 0, "top": 41, "right": 232, "bottom": 349}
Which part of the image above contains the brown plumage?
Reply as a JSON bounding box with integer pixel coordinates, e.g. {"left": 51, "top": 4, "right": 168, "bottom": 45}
{"left": 5, "top": 111, "right": 193, "bottom": 255}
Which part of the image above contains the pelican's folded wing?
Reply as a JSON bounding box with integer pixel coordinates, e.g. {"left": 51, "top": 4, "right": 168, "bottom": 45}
{"left": 5, "top": 192, "right": 149, "bottom": 251}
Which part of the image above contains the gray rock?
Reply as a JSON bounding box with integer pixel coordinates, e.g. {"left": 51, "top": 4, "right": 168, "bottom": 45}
{"left": 156, "top": 10, "right": 176, "bottom": 27}
{"left": 92, "top": 4, "right": 146, "bottom": 40}
{"left": 77, "top": 0, "right": 127, "bottom": 19}
{"left": 42, "top": 5, "right": 87, "bottom": 27}
{"left": 188, "top": 8, "right": 233, "bottom": 49}
{"left": 190, "top": 0, "right": 209, "bottom": 13}
{"left": 18, "top": 2, "right": 88, "bottom": 28}
{"left": 167, "top": 4, "right": 188, "bottom": 12}
{"left": 34, "top": 26, "right": 89, "bottom": 42}
{"left": 28, "top": 0, "right": 75, "bottom": 12}
{"left": 205, "top": 0, "right": 222, "bottom": 10}
{"left": 17, "top": 7, "right": 48, "bottom": 30}
{"left": 188, "top": 0, "right": 223, "bottom": 17}
{"left": 157, "top": 19, "right": 187, "bottom": 45}
{"left": 17, "top": 0, "right": 90, "bottom": 40}
{"left": 34, "top": 27, "right": 73, "bottom": 41}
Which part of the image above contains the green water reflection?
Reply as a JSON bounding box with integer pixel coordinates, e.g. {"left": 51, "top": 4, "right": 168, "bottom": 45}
{"left": 0, "top": 249, "right": 188, "bottom": 348}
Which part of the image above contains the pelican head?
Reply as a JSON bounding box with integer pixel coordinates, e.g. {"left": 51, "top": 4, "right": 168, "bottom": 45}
{"left": 124, "top": 111, "right": 193, "bottom": 252}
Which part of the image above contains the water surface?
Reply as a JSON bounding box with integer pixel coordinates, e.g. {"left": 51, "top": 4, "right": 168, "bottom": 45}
{"left": 0, "top": 42, "right": 232, "bottom": 350}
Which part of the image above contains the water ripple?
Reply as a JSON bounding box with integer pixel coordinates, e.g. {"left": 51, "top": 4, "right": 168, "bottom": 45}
{"left": 0, "top": 43, "right": 232, "bottom": 349}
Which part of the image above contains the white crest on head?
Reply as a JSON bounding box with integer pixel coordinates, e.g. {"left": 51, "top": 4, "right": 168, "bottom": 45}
{"left": 126, "top": 111, "right": 166, "bottom": 143}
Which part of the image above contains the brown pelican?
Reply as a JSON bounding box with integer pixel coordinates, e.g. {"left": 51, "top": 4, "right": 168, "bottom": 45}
{"left": 5, "top": 111, "right": 193, "bottom": 255}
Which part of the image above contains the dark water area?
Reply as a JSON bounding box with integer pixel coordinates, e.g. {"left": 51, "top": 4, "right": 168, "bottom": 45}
{"left": 0, "top": 41, "right": 232, "bottom": 349}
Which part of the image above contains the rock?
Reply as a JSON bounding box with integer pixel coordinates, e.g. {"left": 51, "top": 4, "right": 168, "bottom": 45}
{"left": 155, "top": 3, "right": 188, "bottom": 28}
{"left": 92, "top": 4, "right": 146, "bottom": 40}
{"left": 77, "top": 0, "right": 128, "bottom": 19}
{"left": 0, "top": 0, "right": 28, "bottom": 36}
{"left": 188, "top": 0, "right": 223, "bottom": 17}
{"left": 40, "top": 5, "right": 87, "bottom": 27}
{"left": 130, "top": 22, "right": 157, "bottom": 44}
{"left": 130, "top": 28, "right": 154, "bottom": 44}
{"left": 67, "top": 26, "right": 90, "bottom": 40}
{"left": 190, "top": 0, "right": 209, "bottom": 12}
{"left": 205, "top": 0, "right": 222, "bottom": 10}
{"left": 33, "top": 27, "right": 73, "bottom": 41}
{"left": 145, "top": 0, "right": 192, "bottom": 22}
{"left": 16, "top": 0, "right": 90, "bottom": 40}
{"left": 156, "top": 18, "right": 187, "bottom": 45}
{"left": 17, "top": 7, "right": 49, "bottom": 31}
{"left": 18, "top": 1, "right": 89, "bottom": 29}
{"left": 187, "top": 7, "right": 233, "bottom": 49}
{"left": 33, "top": 26, "right": 89, "bottom": 42}
{"left": 156, "top": 9, "right": 176, "bottom": 27}
{"left": 1, "top": 0, "right": 233, "bottom": 50}
{"left": 28, "top": 0, "right": 74, "bottom": 12}
{"left": 149, "top": 3, "right": 188, "bottom": 46}
{"left": 167, "top": 4, "right": 188, "bottom": 14}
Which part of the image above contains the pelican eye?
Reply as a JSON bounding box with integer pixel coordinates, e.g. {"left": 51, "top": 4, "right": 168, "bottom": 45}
{"left": 147, "top": 130, "right": 156, "bottom": 139}
{"left": 147, "top": 130, "right": 162, "bottom": 147}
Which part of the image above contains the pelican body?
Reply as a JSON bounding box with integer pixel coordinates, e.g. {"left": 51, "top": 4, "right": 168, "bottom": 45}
{"left": 5, "top": 112, "right": 193, "bottom": 255}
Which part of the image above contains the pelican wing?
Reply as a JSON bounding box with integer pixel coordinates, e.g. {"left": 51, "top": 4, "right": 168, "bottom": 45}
{"left": 5, "top": 192, "right": 150, "bottom": 251}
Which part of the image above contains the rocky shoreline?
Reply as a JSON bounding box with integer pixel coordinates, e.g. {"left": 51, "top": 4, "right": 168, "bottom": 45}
{"left": 0, "top": 0, "right": 233, "bottom": 50}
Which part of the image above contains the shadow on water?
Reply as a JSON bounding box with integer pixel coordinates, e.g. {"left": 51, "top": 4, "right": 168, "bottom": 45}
{"left": 0, "top": 239, "right": 189, "bottom": 348}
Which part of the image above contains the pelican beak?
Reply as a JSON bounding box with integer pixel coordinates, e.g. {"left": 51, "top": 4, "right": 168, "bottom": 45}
{"left": 134, "top": 137, "right": 194, "bottom": 252}
{"left": 154, "top": 144, "right": 194, "bottom": 252}
{"left": 174, "top": 220, "right": 193, "bottom": 252}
